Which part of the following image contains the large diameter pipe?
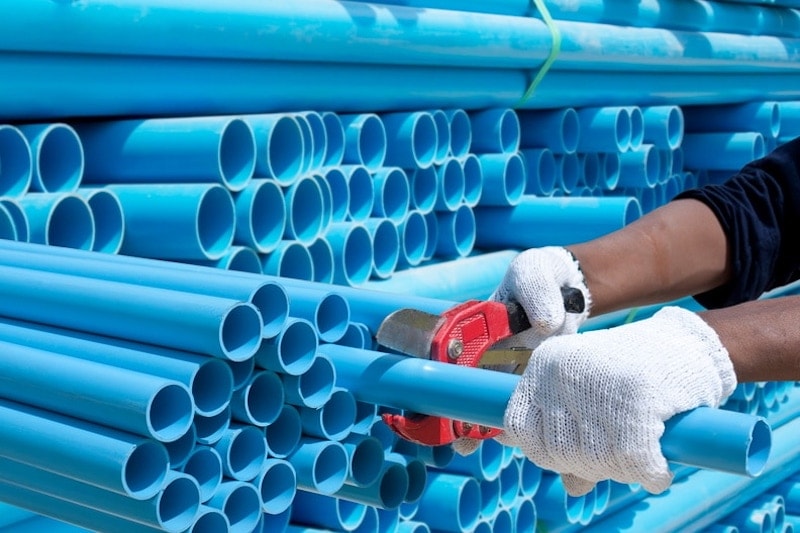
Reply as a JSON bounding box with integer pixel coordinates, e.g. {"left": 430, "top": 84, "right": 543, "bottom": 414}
{"left": 324, "top": 345, "right": 772, "bottom": 476}
{"left": 0, "top": 263, "right": 263, "bottom": 361}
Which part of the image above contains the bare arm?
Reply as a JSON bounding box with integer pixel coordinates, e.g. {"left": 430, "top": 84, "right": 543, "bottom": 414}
{"left": 566, "top": 198, "right": 732, "bottom": 316}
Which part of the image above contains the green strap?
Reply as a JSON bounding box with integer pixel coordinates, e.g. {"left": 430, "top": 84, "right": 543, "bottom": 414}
{"left": 516, "top": 0, "right": 561, "bottom": 107}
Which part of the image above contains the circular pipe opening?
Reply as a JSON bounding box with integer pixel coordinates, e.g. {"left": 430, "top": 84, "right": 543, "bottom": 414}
{"left": 123, "top": 440, "right": 169, "bottom": 500}
{"left": 346, "top": 166, "right": 374, "bottom": 222}
{"left": 324, "top": 167, "right": 350, "bottom": 222}
{"left": 158, "top": 475, "right": 200, "bottom": 532}
{"left": 745, "top": 419, "right": 772, "bottom": 476}
{"left": 0, "top": 199, "right": 28, "bottom": 242}
{"left": 503, "top": 153, "right": 526, "bottom": 205}
{"left": 371, "top": 219, "right": 399, "bottom": 279}
{"left": 295, "top": 353, "right": 335, "bottom": 408}
{"left": 357, "top": 115, "right": 387, "bottom": 170}
{"left": 164, "top": 425, "right": 196, "bottom": 470}
{"left": 248, "top": 180, "right": 285, "bottom": 253}
{"left": 225, "top": 426, "right": 267, "bottom": 482}
{"left": 266, "top": 116, "right": 304, "bottom": 183}
{"left": 259, "top": 460, "right": 296, "bottom": 514}
{"left": 36, "top": 124, "right": 84, "bottom": 193}
{"left": 219, "top": 302, "right": 262, "bottom": 362}
{"left": 183, "top": 447, "right": 223, "bottom": 502}
{"left": 221, "top": 483, "right": 262, "bottom": 533}
{"left": 461, "top": 154, "right": 483, "bottom": 207}
{"left": 561, "top": 108, "right": 580, "bottom": 154}
{"left": 196, "top": 185, "right": 235, "bottom": 260}
{"left": 243, "top": 370, "right": 284, "bottom": 426}
{"left": 277, "top": 318, "right": 318, "bottom": 376}
{"left": 438, "top": 158, "right": 465, "bottom": 211}
{"left": 286, "top": 177, "right": 324, "bottom": 245}
{"left": 322, "top": 112, "right": 345, "bottom": 167}
{"left": 312, "top": 443, "right": 348, "bottom": 494}
{"left": 227, "top": 357, "right": 255, "bottom": 393}
{"left": 378, "top": 463, "right": 409, "bottom": 510}
{"left": 84, "top": 189, "right": 124, "bottom": 254}
{"left": 219, "top": 119, "right": 256, "bottom": 191}
{"left": 410, "top": 112, "right": 437, "bottom": 169}
{"left": 342, "top": 224, "right": 374, "bottom": 286}
{"left": 148, "top": 384, "right": 194, "bottom": 443}
{"left": 194, "top": 406, "right": 230, "bottom": 446}
{"left": 0, "top": 126, "right": 32, "bottom": 197}
{"left": 627, "top": 107, "right": 645, "bottom": 150}
{"left": 251, "top": 282, "right": 288, "bottom": 340}
{"left": 457, "top": 478, "right": 481, "bottom": 531}
{"left": 265, "top": 405, "right": 302, "bottom": 458}
{"left": 410, "top": 166, "right": 437, "bottom": 215}
{"left": 47, "top": 194, "right": 94, "bottom": 250}
{"left": 309, "top": 237, "right": 335, "bottom": 284}
{"left": 667, "top": 107, "right": 684, "bottom": 150}
{"left": 303, "top": 112, "right": 328, "bottom": 170}
{"left": 614, "top": 109, "right": 632, "bottom": 152}
{"left": 448, "top": 109, "right": 472, "bottom": 158}
{"left": 316, "top": 293, "right": 350, "bottom": 343}
{"left": 192, "top": 358, "right": 234, "bottom": 417}
{"left": 350, "top": 437, "right": 384, "bottom": 487}
{"left": 431, "top": 109, "right": 450, "bottom": 163}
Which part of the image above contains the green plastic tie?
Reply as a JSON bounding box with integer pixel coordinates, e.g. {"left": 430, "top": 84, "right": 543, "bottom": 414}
{"left": 516, "top": 0, "right": 561, "bottom": 108}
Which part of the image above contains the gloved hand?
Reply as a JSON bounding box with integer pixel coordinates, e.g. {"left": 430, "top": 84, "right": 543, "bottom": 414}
{"left": 491, "top": 246, "right": 592, "bottom": 347}
{"left": 502, "top": 306, "right": 737, "bottom": 496}
{"left": 454, "top": 247, "right": 592, "bottom": 456}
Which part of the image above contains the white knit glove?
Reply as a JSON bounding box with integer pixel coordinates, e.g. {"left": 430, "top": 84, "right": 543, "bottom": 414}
{"left": 454, "top": 247, "right": 591, "bottom": 457}
{"left": 503, "top": 306, "right": 737, "bottom": 496}
{"left": 491, "top": 246, "right": 591, "bottom": 347}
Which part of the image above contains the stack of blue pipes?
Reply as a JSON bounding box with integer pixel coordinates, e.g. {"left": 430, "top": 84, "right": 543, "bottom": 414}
{"left": 0, "top": 1, "right": 800, "bottom": 532}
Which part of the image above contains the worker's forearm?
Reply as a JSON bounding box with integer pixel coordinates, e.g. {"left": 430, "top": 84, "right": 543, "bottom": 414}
{"left": 567, "top": 199, "right": 732, "bottom": 316}
{"left": 699, "top": 296, "right": 800, "bottom": 382}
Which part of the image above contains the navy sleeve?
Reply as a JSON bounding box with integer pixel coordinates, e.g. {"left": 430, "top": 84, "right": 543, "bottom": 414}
{"left": 674, "top": 136, "right": 800, "bottom": 308}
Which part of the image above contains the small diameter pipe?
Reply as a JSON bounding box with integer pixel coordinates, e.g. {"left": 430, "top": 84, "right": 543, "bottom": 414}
{"left": 77, "top": 116, "right": 256, "bottom": 191}
{"left": 475, "top": 196, "right": 642, "bottom": 249}
{"left": 308, "top": 237, "right": 335, "bottom": 284}
{"left": 243, "top": 113, "right": 305, "bottom": 185}
{"left": 256, "top": 317, "right": 318, "bottom": 376}
{"left": 599, "top": 151, "right": 621, "bottom": 190}
{"left": 469, "top": 108, "right": 521, "bottom": 154}
{"left": 535, "top": 473, "right": 586, "bottom": 526}
{"left": 642, "top": 105, "right": 685, "bottom": 150}
{"left": 518, "top": 457, "right": 544, "bottom": 498}
{"left": 415, "top": 472, "right": 482, "bottom": 532}
{"left": 435, "top": 204, "right": 476, "bottom": 258}
{"left": 300, "top": 387, "right": 357, "bottom": 442}
{"left": 323, "top": 166, "right": 351, "bottom": 223}
{"left": 368, "top": 249, "right": 516, "bottom": 301}
{"left": 256, "top": 458, "right": 297, "bottom": 514}
{"left": 337, "top": 322, "right": 374, "bottom": 350}
{"left": 431, "top": 109, "right": 450, "bottom": 165}
{"left": 0, "top": 459, "right": 200, "bottom": 533}
{"left": 166, "top": 425, "right": 198, "bottom": 470}
{"left": 110, "top": 183, "right": 235, "bottom": 260}
{"left": 386, "top": 452, "right": 428, "bottom": 504}
{"left": 322, "top": 111, "right": 345, "bottom": 167}
{"left": 445, "top": 438, "right": 505, "bottom": 482}
{"left": 191, "top": 245, "right": 263, "bottom": 274}
{"left": 325, "top": 346, "right": 772, "bottom": 476}
{"left": 434, "top": 157, "right": 466, "bottom": 212}
{"left": 626, "top": 107, "right": 645, "bottom": 151}
{"left": 409, "top": 166, "right": 438, "bottom": 215}
{"left": 340, "top": 164, "right": 375, "bottom": 223}
{"left": 18, "top": 123, "right": 83, "bottom": 193}
{"left": 289, "top": 437, "right": 349, "bottom": 495}
{"left": 480, "top": 477, "right": 501, "bottom": 519}
{"left": 0, "top": 399, "right": 169, "bottom": 501}
{"left": 265, "top": 404, "right": 303, "bottom": 459}
{"left": 445, "top": 108, "right": 473, "bottom": 158}
{"left": 422, "top": 210, "right": 438, "bottom": 262}
{"left": 293, "top": 113, "right": 315, "bottom": 176}
{"left": 341, "top": 433, "right": 385, "bottom": 488}
{"left": 261, "top": 240, "right": 315, "bottom": 281}
{"left": 206, "top": 481, "right": 262, "bottom": 533}
{"left": 189, "top": 506, "right": 230, "bottom": 533}
{"left": 292, "top": 491, "right": 367, "bottom": 531}
{"left": 282, "top": 174, "right": 325, "bottom": 245}
{"left": 683, "top": 101, "right": 781, "bottom": 138}
{"left": 286, "top": 286, "right": 350, "bottom": 343}
{"left": 0, "top": 263, "right": 263, "bottom": 361}
{"left": 0, "top": 198, "right": 28, "bottom": 242}
{"left": 0, "top": 238, "right": 288, "bottom": 339}
{"left": 461, "top": 153, "right": 484, "bottom": 208}
{"left": 0, "top": 339, "right": 193, "bottom": 442}
{"left": 193, "top": 406, "right": 231, "bottom": 447}
{"left": 181, "top": 446, "right": 223, "bottom": 503}
{"left": 372, "top": 167, "right": 411, "bottom": 224}
{"left": 327, "top": 222, "right": 375, "bottom": 286}
{"left": 0, "top": 125, "right": 31, "bottom": 198}
{"left": 576, "top": 106, "right": 631, "bottom": 153}
{"left": 213, "top": 424, "right": 267, "bottom": 482}
{"left": 518, "top": 107, "right": 581, "bottom": 154}
{"left": 579, "top": 152, "right": 601, "bottom": 191}
{"left": 336, "top": 460, "right": 410, "bottom": 510}
{"left": 0, "top": 203, "right": 17, "bottom": 242}
{"left": 682, "top": 131, "right": 766, "bottom": 171}
{"left": 74, "top": 187, "right": 125, "bottom": 254}
{"left": 299, "top": 111, "right": 328, "bottom": 172}
{"left": 382, "top": 111, "right": 438, "bottom": 169}
{"left": 477, "top": 152, "right": 526, "bottom": 206}
{"left": 617, "top": 144, "right": 661, "bottom": 188}
{"left": 499, "top": 459, "right": 521, "bottom": 508}
{"left": 364, "top": 217, "right": 400, "bottom": 280}
{"left": 0, "top": 317, "right": 233, "bottom": 418}
{"left": 341, "top": 113, "right": 388, "bottom": 171}
{"left": 233, "top": 179, "right": 286, "bottom": 254}
{"left": 312, "top": 173, "right": 334, "bottom": 236}
{"left": 20, "top": 192, "right": 94, "bottom": 250}
{"left": 521, "top": 148, "right": 557, "bottom": 196}
{"left": 230, "top": 370, "right": 284, "bottom": 427}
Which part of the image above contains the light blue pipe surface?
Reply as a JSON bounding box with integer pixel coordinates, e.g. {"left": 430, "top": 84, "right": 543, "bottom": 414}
{"left": 299, "top": 111, "right": 328, "bottom": 172}
{"left": 388, "top": 452, "right": 428, "bottom": 504}
{"left": 19, "top": 192, "right": 94, "bottom": 250}
{"left": 556, "top": 152, "right": 581, "bottom": 194}
{"left": 445, "top": 108, "right": 473, "bottom": 158}
{"left": 181, "top": 446, "right": 223, "bottom": 503}
{"left": 518, "top": 108, "right": 580, "bottom": 154}
{"left": 684, "top": 101, "right": 781, "bottom": 137}
{"left": 341, "top": 114, "right": 388, "bottom": 171}
{"left": 77, "top": 116, "right": 255, "bottom": 191}
{"left": 434, "top": 157, "right": 465, "bottom": 212}
{"left": 475, "top": 195, "right": 642, "bottom": 249}
{"left": 617, "top": 144, "right": 661, "bottom": 188}
{"left": 682, "top": 131, "right": 767, "bottom": 171}
{"left": 0, "top": 480, "right": 164, "bottom": 533}
{"left": 336, "top": 460, "right": 410, "bottom": 510}
{"left": 372, "top": 167, "right": 410, "bottom": 224}
{"left": 286, "top": 286, "right": 350, "bottom": 343}
{"left": 469, "top": 108, "right": 521, "bottom": 155}
{"left": 642, "top": 105, "right": 685, "bottom": 150}
{"left": 323, "top": 167, "right": 351, "bottom": 223}
{"left": 243, "top": 113, "right": 305, "bottom": 185}
{"left": 110, "top": 182, "right": 235, "bottom": 260}
{"left": 0, "top": 125, "right": 31, "bottom": 198}
{"left": 74, "top": 187, "right": 125, "bottom": 253}
{"left": 340, "top": 164, "right": 375, "bottom": 223}
{"left": 308, "top": 237, "right": 335, "bottom": 284}
{"left": 18, "top": 123, "right": 83, "bottom": 193}
{"left": 283, "top": 175, "right": 325, "bottom": 245}
{"left": 282, "top": 352, "right": 335, "bottom": 409}
{"left": 256, "top": 317, "right": 318, "bottom": 376}
{"left": 292, "top": 113, "right": 315, "bottom": 177}
{"left": 422, "top": 210, "right": 439, "bottom": 262}
{"left": 261, "top": 240, "right": 315, "bottom": 281}
{"left": 300, "top": 387, "right": 357, "bottom": 442}
{"left": 382, "top": 111, "right": 438, "bottom": 169}
{"left": 579, "top": 151, "right": 601, "bottom": 191}
{"left": 190, "top": 245, "right": 263, "bottom": 274}
{"left": 292, "top": 491, "right": 367, "bottom": 531}
{"left": 0, "top": 399, "right": 168, "bottom": 500}
{"left": 0, "top": 317, "right": 232, "bottom": 418}
{"left": 230, "top": 370, "right": 284, "bottom": 427}
{"left": 322, "top": 111, "right": 345, "bottom": 168}
{"left": 265, "top": 404, "right": 303, "bottom": 459}
{"left": 326, "top": 345, "right": 772, "bottom": 475}
{"left": 206, "top": 480, "right": 262, "bottom": 533}
{"left": 342, "top": 433, "right": 385, "bottom": 487}
{"left": 193, "top": 407, "right": 231, "bottom": 447}
{"left": 289, "top": 438, "right": 349, "bottom": 495}
{"left": 626, "top": 106, "right": 645, "bottom": 150}
{"left": 233, "top": 179, "right": 286, "bottom": 254}
{"left": 0, "top": 262, "right": 262, "bottom": 361}
{"left": 165, "top": 425, "right": 197, "bottom": 470}
{"left": 435, "top": 204, "right": 476, "bottom": 259}
{"left": 576, "top": 106, "right": 631, "bottom": 153}
{"left": 256, "top": 458, "right": 296, "bottom": 514}
{"left": 213, "top": 424, "right": 267, "bottom": 482}
{"left": 364, "top": 217, "right": 400, "bottom": 280}
{"left": 461, "top": 153, "right": 483, "bottom": 208}
{"left": 430, "top": 109, "right": 450, "bottom": 165}
{"left": 0, "top": 460, "right": 200, "bottom": 533}
{"left": 0, "top": 339, "right": 193, "bottom": 442}
{"left": 0, "top": 203, "right": 18, "bottom": 242}
{"left": 521, "top": 148, "right": 558, "bottom": 196}
{"left": 0, "top": 198, "right": 28, "bottom": 242}
{"left": 312, "top": 173, "right": 334, "bottom": 237}
{"left": 327, "top": 222, "right": 374, "bottom": 286}
{"left": 187, "top": 506, "right": 230, "bottom": 533}
{"left": 445, "top": 438, "right": 505, "bottom": 482}
{"left": 367, "top": 249, "right": 516, "bottom": 301}
{"left": 476, "top": 152, "right": 526, "bottom": 206}
{"left": 415, "top": 472, "right": 481, "bottom": 532}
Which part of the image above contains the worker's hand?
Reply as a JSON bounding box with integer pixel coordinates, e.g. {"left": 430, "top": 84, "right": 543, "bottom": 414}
{"left": 492, "top": 247, "right": 591, "bottom": 347}
{"left": 502, "top": 306, "right": 737, "bottom": 496}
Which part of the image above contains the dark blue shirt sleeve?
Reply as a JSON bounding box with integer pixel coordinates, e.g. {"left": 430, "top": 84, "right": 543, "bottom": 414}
{"left": 674, "top": 136, "right": 800, "bottom": 309}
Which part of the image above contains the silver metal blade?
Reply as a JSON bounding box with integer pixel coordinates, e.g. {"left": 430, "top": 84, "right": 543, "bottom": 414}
{"left": 478, "top": 347, "right": 532, "bottom": 375}
{"left": 376, "top": 308, "right": 446, "bottom": 359}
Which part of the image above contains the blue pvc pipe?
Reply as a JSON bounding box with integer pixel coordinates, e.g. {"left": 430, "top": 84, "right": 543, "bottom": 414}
{"left": 372, "top": 167, "right": 411, "bottom": 224}
{"left": 261, "top": 240, "right": 315, "bottom": 281}
{"left": 300, "top": 387, "right": 357, "bottom": 442}
{"left": 682, "top": 131, "right": 767, "bottom": 171}
{"left": 0, "top": 125, "right": 31, "bottom": 198}
{"left": 0, "top": 459, "right": 200, "bottom": 533}
{"left": 74, "top": 187, "right": 125, "bottom": 254}
{"left": 579, "top": 151, "right": 601, "bottom": 191}
{"left": 557, "top": 152, "right": 581, "bottom": 194}
{"left": 445, "top": 109, "right": 473, "bottom": 158}
{"left": 340, "top": 164, "right": 375, "bottom": 223}
{"left": 337, "top": 460, "right": 410, "bottom": 510}
{"left": 422, "top": 210, "right": 439, "bottom": 262}
{"left": 242, "top": 113, "right": 305, "bottom": 185}
{"left": 600, "top": 151, "right": 621, "bottom": 190}
{"left": 206, "top": 480, "right": 262, "bottom": 533}
{"left": 0, "top": 339, "right": 193, "bottom": 442}
{"left": 364, "top": 217, "right": 400, "bottom": 280}
{"left": 341, "top": 433, "right": 385, "bottom": 487}
{"left": 430, "top": 108, "right": 450, "bottom": 165}
{"left": 193, "top": 406, "right": 231, "bottom": 447}
{"left": 18, "top": 123, "right": 83, "bottom": 193}
{"left": 445, "top": 438, "right": 505, "bottom": 482}
{"left": 166, "top": 425, "right": 197, "bottom": 471}
{"left": 324, "top": 346, "right": 772, "bottom": 476}
{"left": 327, "top": 222, "right": 374, "bottom": 286}
{"left": 255, "top": 317, "right": 318, "bottom": 376}
{"left": 289, "top": 437, "right": 349, "bottom": 495}
{"left": 0, "top": 399, "right": 168, "bottom": 500}
{"left": 323, "top": 166, "right": 350, "bottom": 223}
{"left": 395, "top": 209, "right": 427, "bottom": 268}
{"left": 474, "top": 195, "right": 642, "bottom": 249}
{"left": 213, "top": 423, "right": 267, "bottom": 482}
{"left": 469, "top": 108, "right": 521, "bottom": 154}
{"left": 312, "top": 173, "right": 334, "bottom": 237}
{"left": 576, "top": 106, "right": 631, "bottom": 153}
{"left": 189, "top": 506, "right": 230, "bottom": 533}
{"left": 435, "top": 204, "right": 476, "bottom": 259}
{"left": 415, "top": 472, "right": 481, "bottom": 532}
{"left": 282, "top": 174, "right": 325, "bottom": 245}
{"left": 0, "top": 203, "right": 18, "bottom": 242}
{"left": 518, "top": 108, "right": 581, "bottom": 154}
{"left": 230, "top": 370, "right": 284, "bottom": 427}
{"left": 0, "top": 317, "right": 233, "bottom": 418}
{"left": 292, "top": 491, "right": 367, "bottom": 531}
{"left": 617, "top": 144, "right": 661, "bottom": 188}
{"left": 461, "top": 153, "right": 484, "bottom": 208}
{"left": 642, "top": 105, "right": 685, "bottom": 150}
{"left": 626, "top": 106, "right": 645, "bottom": 151}
{"left": 233, "top": 179, "right": 286, "bottom": 254}
{"left": 299, "top": 111, "right": 328, "bottom": 172}
{"left": 190, "top": 245, "right": 263, "bottom": 274}
{"left": 341, "top": 114, "right": 388, "bottom": 171}
{"left": 77, "top": 116, "right": 255, "bottom": 191}
{"left": 286, "top": 286, "right": 350, "bottom": 343}
{"left": 387, "top": 452, "right": 428, "bottom": 504}
{"left": 308, "top": 237, "right": 335, "bottom": 284}
{"left": 381, "top": 111, "right": 438, "bottom": 169}
{"left": 322, "top": 111, "right": 345, "bottom": 167}
{"left": 293, "top": 113, "right": 315, "bottom": 176}
{"left": 0, "top": 198, "right": 28, "bottom": 242}
{"left": 182, "top": 446, "right": 223, "bottom": 503}
{"left": 521, "top": 148, "right": 558, "bottom": 196}
{"left": 265, "top": 404, "right": 303, "bottom": 459}
{"left": 434, "top": 157, "right": 466, "bottom": 212}
{"left": 256, "top": 459, "right": 297, "bottom": 514}
{"left": 684, "top": 101, "right": 781, "bottom": 137}
{"left": 20, "top": 192, "right": 94, "bottom": 250}
{"left": 480, "top": 476, "right": 501, "bottom": 518}
{"left": 476, "top": 152, "right": 526, "bottom": 206}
